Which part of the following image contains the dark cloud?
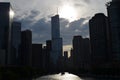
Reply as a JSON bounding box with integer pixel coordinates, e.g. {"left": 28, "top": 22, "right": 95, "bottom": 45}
{"left": 28, "top": 10, "right": 40, "bottom": 19}
{"left": 75, "top": 0, "right": 91, "bottom": 3}
{"left": 60, "top": 18, "right": 89, "bottom": 45}
{"left": 84, "top": 0, "right": 91, "bottom": 3}
{"left": 73, "top": 0, "right": 91, "bottom": 7}
{"left": 31, "top": 18, "right": 51, "bottom": 44}
{"left": 14, "top": 10, "right": 40, "bottom": 20}
{"left": 14, "top": 10, "right": 51, "bottom": 44}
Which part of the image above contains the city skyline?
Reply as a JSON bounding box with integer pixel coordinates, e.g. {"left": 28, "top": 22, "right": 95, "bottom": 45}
{"left": 0, "top": 0, "right": 111, "bottom": 52}
{"left": 0, "top": 0, "right": 120, "bottom": 79}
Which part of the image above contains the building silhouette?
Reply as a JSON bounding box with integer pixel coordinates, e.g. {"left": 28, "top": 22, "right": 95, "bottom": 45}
{"left": 82, "top": 38, "right": 91, "bottom": 70}
{"left": 51, "top": 15, "right": 63, "bottom": 69}
{"left": 69, "top": 48, "right": 74, "bottom": 69}
{"left": 0, "top": 2, "right": 14, "bottom": 65}
{"left": 46, "top": 40, "right": 52, "bottom": 71}
{"left": 19, "top": 30, "right": 32, "bottom": 66}
{"left": 61, "top": 51, "right": 68, "bottom": 71}
{"left": 32, "top": 44, "right": 42, "bottom": 68}
{"left": 42, "top": 46, "right": 50, "bottom": 71}
{"left": 72, "top": 36, "right": 90, "bottom": 70}
{"left": 72, "top": 36, "right": 83, "bottom": 70}
{"left": 89, "top": 13, "right": 109, "bottom": 68}
{"left": 107, "top": 0, "right": 120, "bottom": 62}
{"left": 11, "top": 22, "right": 21, "bottom": 65}
{"left": 32, "top": 42, "right": 51, "bottom": 71}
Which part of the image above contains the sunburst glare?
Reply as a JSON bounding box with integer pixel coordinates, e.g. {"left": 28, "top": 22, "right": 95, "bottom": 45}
{"left": 59, "top": 4, "right": 78, "bottom": 22}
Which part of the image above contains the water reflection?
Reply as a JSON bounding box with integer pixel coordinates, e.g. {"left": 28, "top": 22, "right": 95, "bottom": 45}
{"left": 35, "top": 72, "right": 92, "bottom": 80}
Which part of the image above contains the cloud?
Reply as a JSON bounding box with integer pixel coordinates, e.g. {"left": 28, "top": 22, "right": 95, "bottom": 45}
{"left": 28, "top": 10, "right": 40, "bottom": 20}
{"left": 72, "top": 0, "right": 91, "bottom": 7}
{"left": 31, "top": 18, "right": 51, "bottom": 44}
{"left": 14, "top": 10, "right": 51, "bottom": 44}
{"left": 0, "top": 0, "right": 112, "bottom": 52}
{"left": 84, "top": 0, "right": 91, "bottom": 3}
{"left": 9, "top": 0, "right": 110, "bottom": 46}
{"left": 10, "top": 0, "right": 111, "bottom": 20}
{"left": 60, "top": 18, "right": 89, "bottom": 45}
{"left": 15, "top": 9, "right": 89, "bottom": 45}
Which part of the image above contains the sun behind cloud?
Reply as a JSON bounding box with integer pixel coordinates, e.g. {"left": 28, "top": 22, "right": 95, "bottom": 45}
{"left": 59, "top": 4, "right": 78, "bottom": 22}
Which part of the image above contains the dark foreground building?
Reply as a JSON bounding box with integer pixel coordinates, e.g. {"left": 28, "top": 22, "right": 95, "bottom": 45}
{"left": 46, "top": 40, "right": 52, "bottom": 71}
{"left": 107, "top": 0, "right": 120, "bottom": 62}
{"left": 0, "top": 2, "right": 14, "bottom": 65}
{"left": 89, "top": 13, "right": 109, "bottom": 68}
{"left": 72, "top": 36, "right": 90, "bottom": 70}
{"left": 32, "top": 44, "right": 42, "bottom": 68}
{"left": 11, "top": 22, "right": 21, "bottom": 65}
{"left": 19, "top": 30, "right": 32, "bottom": 66}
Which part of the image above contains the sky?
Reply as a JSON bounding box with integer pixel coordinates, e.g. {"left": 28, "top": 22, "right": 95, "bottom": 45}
{"left": 0, "top": 0, "right": 111, "bottom": 51}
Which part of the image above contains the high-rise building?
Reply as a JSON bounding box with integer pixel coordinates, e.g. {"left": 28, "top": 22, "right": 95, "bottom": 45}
{"left": 51, "top": 15, "right": 63, "bottom": 67}
{"left": 0, "top": 2, "right": 14, "bottom": 65}
{"left": 107, "top": 0, "right": 120, "bottom": 62}
{"left": 11, "top": 22, "right": 21, "bottom": 65}
{"left": 82, "top": 38, "right": 91, "bottom": 70}
{"left": 72, "top": 36, "right": 83, "bottom": 69}
{"left": 42, "top": 45, "right": 49, "bottom": 70}
{"left": 20, "top": 30, "right": 32, "bottom": 66}
{"left": 46, "top": 40, "right": 52, "bottom": 70}
{"left": 32, "top": 44, "right": 42, "bottom": 68}
{"left": 63, "top": 51, "right": 68, "bottom": 71}
{"left": 72, "top": 36, "right": 90, "bottom": 70}
{"left": 51, "top": 15, "right": 60, "bottom": 39}
{"left": 0, "top": 50, "right": 6, "bottom": 65}
{"left": 89, "top": 13, "right": 109, "bottom": 68}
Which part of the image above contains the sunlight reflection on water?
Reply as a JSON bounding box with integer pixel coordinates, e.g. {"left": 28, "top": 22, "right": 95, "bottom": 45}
{"left": 35, "top": 72, "right": 83, "bottom": 80}
{"left": 34, "top": 72, "right": 120, "bottom": 80}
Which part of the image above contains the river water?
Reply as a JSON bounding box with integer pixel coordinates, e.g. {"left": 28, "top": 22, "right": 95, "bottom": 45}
{"left": 34, "top": 72, "right": 93, "bottom": 80}
{"left": 34, "top": 72, "right": 120, "bottom": 80}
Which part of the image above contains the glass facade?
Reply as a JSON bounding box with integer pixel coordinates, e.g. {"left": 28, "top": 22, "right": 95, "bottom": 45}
{"left": 0, "top": 2, "right": 13, "bottom": 65}
{"left": 11, "top": 22, "right": 21, "bottom": 64}
{"left": 51, "top": 15, "right": 63, "bottom": 66}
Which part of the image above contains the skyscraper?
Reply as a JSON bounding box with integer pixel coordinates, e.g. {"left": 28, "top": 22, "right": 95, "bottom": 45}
{"left": 72, "top": 36, "right": 90, "bottom": 70}
{"left": 11, "top": 22, "right": 21, "bottom": 65}
{"left": 20, "top": 30, "right": 32, "bottom": 66}
{"left": 51, "top": 15, "right": 63, "bottom": 68}
{"left": 0, "top": 2, "right": 14, "bottom": 65}
{"left": 46, "top": 40, "right": 52, "bottom": 70}
{"left": 51, "top": 15, "right": 60, "bottom": 39}
{"left": 89, "top": 13, "right": 109, "bottom": 68}
{"left": 107, "top": 0, "right": 120, "bottom": 62}
{"left": 63, "top": 51, "right": 68, "bottom": 71}
{"left": 72, "top": 36, "right": 83, "bottom": 68}
{"left": 32, "top": 44, "right": 43, "bottom": 68}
